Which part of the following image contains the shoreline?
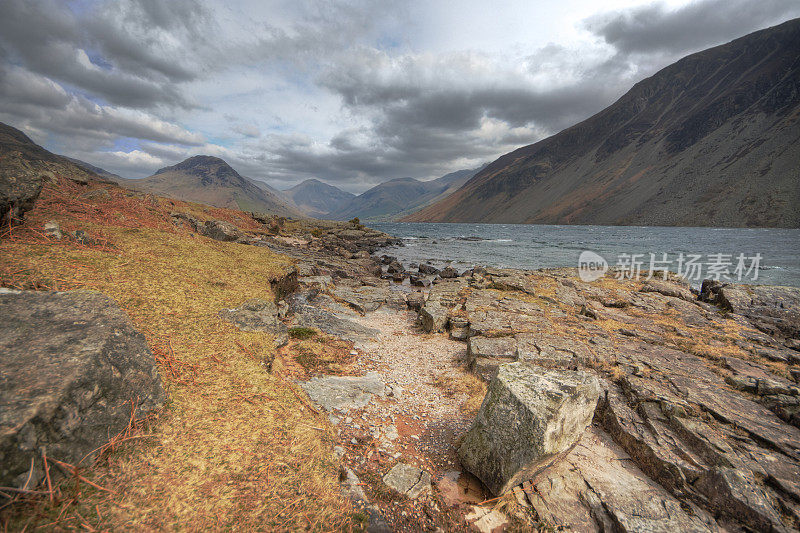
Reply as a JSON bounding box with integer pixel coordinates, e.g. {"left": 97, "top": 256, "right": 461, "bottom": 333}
{"left": 255, "top": 219, "right": 800, "bottom": 531}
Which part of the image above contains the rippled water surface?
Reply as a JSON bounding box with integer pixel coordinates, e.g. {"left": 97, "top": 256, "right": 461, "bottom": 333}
{"left": 371, "top": 222, "right": 800, "bottom": 288}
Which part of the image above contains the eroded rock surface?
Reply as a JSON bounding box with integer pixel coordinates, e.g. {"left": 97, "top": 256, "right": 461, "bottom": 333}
{"left": 219, "top": 298, "right": 288, "bottom": 347}
{"left": 301, "top": 372, "right": 385, "bottom": 412}
{"left": 0, "top": 290, "right": 165, "bottom": 489}
{"left": 458, "top": 363, "right": 601, "bottom": 495}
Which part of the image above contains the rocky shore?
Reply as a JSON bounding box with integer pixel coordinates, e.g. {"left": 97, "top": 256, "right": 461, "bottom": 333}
{"left": 3, "top": 202, "right": 800, "bottom": 531}
{"left": 238, "top": 220, "right": 800, "bottom": 532}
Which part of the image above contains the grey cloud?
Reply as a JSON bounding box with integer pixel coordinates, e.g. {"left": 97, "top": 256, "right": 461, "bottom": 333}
{"left": 586, "top": 0, "right": 800, "bottom": 57}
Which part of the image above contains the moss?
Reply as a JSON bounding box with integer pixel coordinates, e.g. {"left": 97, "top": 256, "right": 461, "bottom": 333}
{"left": 289, "top": 326, "right": 317, "bottom": 339}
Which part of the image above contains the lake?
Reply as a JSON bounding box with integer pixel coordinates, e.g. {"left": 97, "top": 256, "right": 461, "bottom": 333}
{"left": 370, "top": 222, "right": 800, "bottom": 288}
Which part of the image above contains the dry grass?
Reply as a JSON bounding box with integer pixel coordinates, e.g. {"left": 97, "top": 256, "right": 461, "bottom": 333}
{"left": 432, "top": 373, "right": 487, "bottom": 414}
{"left": 0, "top": 180, "right": 358, "bottom": 530}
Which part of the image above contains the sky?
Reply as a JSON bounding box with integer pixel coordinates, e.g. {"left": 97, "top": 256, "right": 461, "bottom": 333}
{"left": 1, "top": 0, "right": 798, "bottom": 193}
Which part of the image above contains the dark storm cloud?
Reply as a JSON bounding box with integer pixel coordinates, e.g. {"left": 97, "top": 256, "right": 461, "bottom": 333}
{"left": 586, "top": 0, "right": 800, "bottom": 57}
{"left": 0, "top": 0, "right": 216, "bottom": 111}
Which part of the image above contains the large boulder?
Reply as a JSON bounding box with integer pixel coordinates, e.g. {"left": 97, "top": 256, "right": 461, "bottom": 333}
{"left": 0, "top": 168, "right": 45, "bottom": 227}
{"left": 701, "top": 281, "right": 800, "bottom": 339}
{"left": 202, "top": 219, "right": 242, "bottom": 241}
{"left": 0, "top": 290, "right": 165, "bottom": 489}
{"left": 457, "top": 363, "right": 600, "bottom": 495}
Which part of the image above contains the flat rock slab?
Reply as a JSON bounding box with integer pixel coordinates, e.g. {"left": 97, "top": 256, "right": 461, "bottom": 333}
{"left": 383, "top": 463, "right": 431, "bottom": 499}
{"left": 458, "top": 363, "right": 601, "bottom": 495}
{"left": 0, "top": 290, "right": 165, "bottom": 488}
{"left": 301, "top": 372, "right": 385, "bottom": 412}
{"left": 219, "top": 298, "right": 288, "bottom": 347}
{"left": 288, "top": 294, "right": 380, "bottom": 343}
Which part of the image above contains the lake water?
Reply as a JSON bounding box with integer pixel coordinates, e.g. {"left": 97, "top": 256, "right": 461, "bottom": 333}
{"left": 371, "top": 222, "right": 800, "bottom": 288}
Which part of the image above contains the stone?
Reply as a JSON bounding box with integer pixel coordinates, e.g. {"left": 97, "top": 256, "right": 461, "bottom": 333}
{"left": 702, "top": 281, "right": 800, "bottom": 339}
{"left": 406, "top": 292, "right": 426, "bottom": 311}
{"left": 418, "top": 263, "right": 439, "bottom": 275}
{"left": 202, "top": 219, "right": 242, "bottom": 241}
{"left": 382, "top": 463, "right": 431, "bottom": 499}
{"left": 301, "top": 372, "right": 385, "bottom": 412}
{"left": 219, "top": 298, "right": 288, "bottom": 348}
{"left": 419, "top": 304, "right": 449, "bottom": 333}
{"left": 439, "top": 266, "right": 459, "bottom": 278}
{"left": 458, "top": 363, "right": 601, "bottom": 495}
{"left": 640, "top": 279, "right": 694, "bottom": 301}
{"left": 0, "top": 168, "right": 44, "bottom": 227}
{"left": 43, "top": 220, "right": 62, "bottom": 239}
{"left": 0, "top": 290, "right": 165, "bottom": 489}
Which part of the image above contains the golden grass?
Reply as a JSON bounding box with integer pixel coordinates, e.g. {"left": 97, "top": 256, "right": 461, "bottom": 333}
{"left": 432, "top": 373, "right": 487, "bottom": 415}
{"left": 0, "top": 182, "right": 357, "bottom": 530}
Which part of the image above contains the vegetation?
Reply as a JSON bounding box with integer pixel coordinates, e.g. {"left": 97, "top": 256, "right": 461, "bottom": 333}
{"left": 0, "top": 177, "right": 358, "bottom": 530}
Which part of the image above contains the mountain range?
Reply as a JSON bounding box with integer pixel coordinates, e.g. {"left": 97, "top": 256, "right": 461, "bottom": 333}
{"left": 120, "top": 156, "right": 303, "bottom": 218}
{"left": 406, "top": 19, "right": 800, "bottom": 227}
{"left": 279, "top": 179, "right": 355, "bottom": 218}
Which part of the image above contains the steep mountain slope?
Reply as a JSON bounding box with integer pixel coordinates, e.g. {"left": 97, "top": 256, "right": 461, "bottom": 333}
{"left": 331, "top": 167, "right": 481, "bottom": 222}
{"left": 123, "top": 156, "right": 303, "bottom": 217}
{"left": 283, "top": 179, "right": 355, "bottom": 217}
{"left": 0, "top": 122, "right": 102, "bottom": 225}
{"left": 63, "top": 157, "right": 123, "bottom": 182}
{"left": 406, "top": 19, "right": 800, "bottom": 227}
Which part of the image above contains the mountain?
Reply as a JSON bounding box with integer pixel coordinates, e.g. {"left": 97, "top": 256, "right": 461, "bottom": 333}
{"left": 63, "top": 157, "right": 123, "bottom": 182}
{"left": 282, "top": 179, "right": 355, "bottom": 218}
{"left": 406, "top": 19, "right": 800, "bottom": 228}
{"left": 330, "top": 167, "right": 481, "bottom": 222}
{"left": 0, "top": 121, "right": 105, "bottom": 225}
{"left": 123, "top": 155, "right": 303, "bottom": 217}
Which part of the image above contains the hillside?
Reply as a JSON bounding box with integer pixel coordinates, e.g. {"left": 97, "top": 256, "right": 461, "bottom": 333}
{"left": 331, "top": 167, "right": 480, "bottom": 222}
{"left": 123, "top": 156, "right": 303, "bottom": 218}
{"left": 63, "top": 157, "right": 124, "bottom": 182}
{"left": 405, "top": 19, "right": 800, "bottom": 227}
{"left": 283, "top": 179, "right": 354, "bottom": 217}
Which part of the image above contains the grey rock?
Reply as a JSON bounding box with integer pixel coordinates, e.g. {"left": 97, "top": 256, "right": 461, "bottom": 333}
{"left": 458, "top": 363, "right": 601, "bottom": 495}
{"left": 288, "top": 295, "right": 380, "bottom": 342}
{"left": 382, "top": 463, "right": 431, "bottom": 499}
{"left": 43, "top": 220, "right": 62, "bottom": 240}
{"left": 440, "top": 266, "right": 459, "bottom": 279}
{"left": 202, "top": 220, "right": 242, "bottom": 241}
{"left": 301, "top": 372, "right": 385, "bottom": 412}
{"left": 0, "top": 168, "right": 44, "bottom": 227}
{"left": 0, "top": 290, "right": 165, "bottom": 489}
{"left": 219, "top": 298, "right": 288, "bottom": 348}
{"left": 418, "top": 263, "right": 439, "bottom": 275}
{"left": 406, "top": 292, "right": 426, "bottom": 311}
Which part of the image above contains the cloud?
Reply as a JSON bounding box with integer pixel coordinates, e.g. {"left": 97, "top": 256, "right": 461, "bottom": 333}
{"left": 585, "top": 0, "right": 800, "bottom": 57}
{"left": 1, "top": 0, "right": 797, "bottom": 190}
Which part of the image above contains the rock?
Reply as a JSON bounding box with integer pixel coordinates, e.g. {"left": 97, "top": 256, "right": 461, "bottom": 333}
{"left": 301, "top": 372, "right": 385, "bottom": 412}
{"left": 288, "top": 294, "right": 380, "bottom": 343}
{"left": 0, "top": 169, "right": 45, "bottom": 227}
{"left": 418, "top": 263, "right": 439, "bottom": 275}
{"left": 80, "top": 188, "right": 111, "bottom": 201}
{"left": 640, "top": 279, "right": 694, "bottom": 301}
{"left": 409, "top": 275, "right": 431, "bottom": 287}
{"left": 406, "top": 292, "right": 426, "bottom": 311}
{"left": 702, "top": 281, "right": 800, "bottom": 339}
{"left": 386, "top": 261, "right": 404, "bottom": 274}
{"left": 70, "top": 230, "right": 99, "bottom": 246}
{"left": 467, "top": 336, "right": 517, "bottom": 380}
{"left": 43, "top": 220, "right": 62, "bottom": 239}
{"left": 0, "top": 290, "right": 165, "bottom": 489}
{"left": 465, "top": 506, "right": 509, "bottom": 533}
{"left": 382, "top": 463, "right": 431, "bottom": 499}
{"left": 458, "top": 363, "right": 601, "bottom": 495}
{"left": 219, "top": 298, "right": 288, "bottom": 348}
{"left": 170, "top": 212, "right": 202, "bottom": 231}
{"left": 439, "top": 266, "right": 459, "bottom": 278}
{"left": 202, "top": 220, "right": 242, "bottom": 241}
{"left": 419, "top": 304, "right": 449, "bottom": 333}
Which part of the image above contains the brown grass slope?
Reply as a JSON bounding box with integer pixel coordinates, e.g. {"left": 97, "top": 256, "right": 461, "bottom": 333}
{"left": 405, "top": 18, "right": 800, "bottom": 227}
{"left": 123, "top": 155, "right": 304, "bottom": 218}
{"left": 0, "top": 176, "right": 358, "bottom": 530}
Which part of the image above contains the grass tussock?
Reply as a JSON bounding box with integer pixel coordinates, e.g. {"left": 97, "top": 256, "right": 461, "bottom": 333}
{"left": 0, "top": 180, "right": 357, "bottom": 530}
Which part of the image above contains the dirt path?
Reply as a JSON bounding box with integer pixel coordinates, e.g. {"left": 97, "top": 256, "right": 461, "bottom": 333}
{"left": 349, "top": 309, "right": 478, "bottom": 472}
